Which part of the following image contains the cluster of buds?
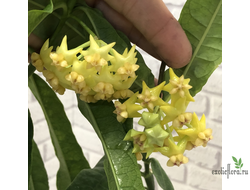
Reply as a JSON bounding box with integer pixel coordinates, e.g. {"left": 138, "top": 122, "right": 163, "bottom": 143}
{"left": 114, "top": 68, "right": 213, "bottom": 167}
{"left": 30, "top": 35, "right": 139, "bottom": 103}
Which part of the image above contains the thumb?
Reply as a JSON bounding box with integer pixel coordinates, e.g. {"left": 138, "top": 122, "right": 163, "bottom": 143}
{"left": 103, "top": 0, "right": 192, "bottom": 68}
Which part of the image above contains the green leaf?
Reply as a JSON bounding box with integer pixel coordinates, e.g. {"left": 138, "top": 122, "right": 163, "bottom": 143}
{"left": 232, "top": 156, "right": 238, "bottom": 163}
{"left": 235, "top": 166, "right": 240, "bottom": 169}
{"left": 28, "top": 110, "right": 34, "bottom": 185}
{"left": 28, "top": 74, "right": 90, "bottom": 190}
{"left": 240, "top": 163, "right": 243, "bottom": 168}
{"left": 67, "top": 157, "right": 109, "bottom": 190}
{"left": 28, "top": 0, "right": 53, "bottom": 36}
{"left": 77, "top": 97, "right": 144, "bottom": 190}
{"left": 29, "top": 140, "right": 49, "bottom": 190}
{"left": 150, "top": 158, "right": 174, "bottom": 190}
{"left": 239, "top": 158, "right": 242, "bottom": 165}
{"left": 164, "top": 0, "right": 222, "bottom": 97}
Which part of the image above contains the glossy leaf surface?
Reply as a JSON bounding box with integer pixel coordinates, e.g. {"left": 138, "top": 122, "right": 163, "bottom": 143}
{"left": 28, "top": 74, "right": 90, "bottom": 190}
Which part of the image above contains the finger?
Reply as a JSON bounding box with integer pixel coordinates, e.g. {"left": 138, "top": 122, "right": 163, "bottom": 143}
{"left": 88, "top": 0, "right": 162, "bottom": 60}
{"left": 28, "top": 33, "right": 44, "bottom": 62}
{"left": 97, "top": 0, "right": 192, "bottom": 68}
{"left": 28, "top": 33, "right": 44, "bottom": 52}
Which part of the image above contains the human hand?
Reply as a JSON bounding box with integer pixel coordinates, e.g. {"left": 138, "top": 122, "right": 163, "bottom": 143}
{"left": 85, "top": 0, "right": 192, "bottom": 68}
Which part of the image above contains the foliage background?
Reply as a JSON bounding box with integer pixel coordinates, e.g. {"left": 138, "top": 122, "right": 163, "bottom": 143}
{"left": 28, "top": 0, "right": 222, "bottom": 189}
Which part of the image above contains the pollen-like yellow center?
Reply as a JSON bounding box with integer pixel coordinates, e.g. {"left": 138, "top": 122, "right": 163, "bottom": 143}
{"left": 137, "top": 89, "right": 158, "bottom": 110}
{"left": 50, "top": 52, "right": 68, "bottom": 70}
{"left": 85, "top": 53, "right": 107, "bottom": 72}
{"left": 93, "top": 82, "right": 114, "bottom": 100}
{"left": 117, "top": 62, "right": 139, "bottom": 80}
{"left": 172, "top": 113, "right": 193, "bottom": 128}
{"left": 113, "top": 101, "right": 128, "bottom": 122}
{"left": 167, "top": 154, "right": 189, "bottom": 167}
{"left": 169, "top": 76, "right": 192, "bottom": 98}
{"left": 193, "top": 128, "right": 213, "bottom": 147}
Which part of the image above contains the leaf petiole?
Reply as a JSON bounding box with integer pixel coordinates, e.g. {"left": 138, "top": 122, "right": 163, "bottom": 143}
{"left": 142, "top": 154, "right": 155, "bottom": 190}
{"left": 70, "top": 15, "right": 96, "bottom": 37}
{"left": 185, "top": 123, "right": 193, "bottom": 128}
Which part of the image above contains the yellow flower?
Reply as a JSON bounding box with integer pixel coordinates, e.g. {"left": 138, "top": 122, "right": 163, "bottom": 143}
{"left": 42, "top": 36, "right": 82, "bottom": 71}
{"left": 42, "top": 70, "right": 65, "bottom": 95}
{"left": 65, "top": 71, "right": 91, "bottom": 96}
{"left": 163, "top": 68, "right": 194, "bottom": 105}
{"left": 155, "top": 136, "right": 188, "bottom": 158}
{"left": 160, "top": 97, "right": 192, "bottom": 127}
{"left": 79, "top": 94, "right": 98, "bottom": 103}
{"left": 82, "top": 35, "right": 115, "bottom": 72}
{"left": 167, "top": 154, "right": 189, "bottom": 167}
{"left": 50, "top": 52, "right": 68, "bottom": 70}
{"left": 92, "top": 82, "right": 114, "bottom": 100}
{"left": 110, "top": 45, "right": 138, "bottom": 72}
{"left": 85, "top": 53, "right": 108, "bottom": 72}
{"left": 113, "top": 92, "right": 143, "bottom": 122}
{"left": 117, "top": 62, "right": 139, "bottom": 81}
{"left": 113, "top": 89, "right": 134, "bottom": 99}
{"left": 31, "top": 52, "right": 44, "bottom": 72}
{"left": 175, "top": 113, "right": 213, "bottom": 147}
{"left": 32, "top": 35, "right": 140, "bottom": 102}
{"left": 113, "top": 101, "right": 128, "bottom": 122}
{"left": 71, "top": 59, "right": 97, "bottom": 87}
{"left": 123, "top": 129, "right": 148, "bottom": 153}
{"left": 137, "top": 81, "right": 167, "bottom": 111}
{"left": 38, "top": 36, "right": 79, "bottom": 90}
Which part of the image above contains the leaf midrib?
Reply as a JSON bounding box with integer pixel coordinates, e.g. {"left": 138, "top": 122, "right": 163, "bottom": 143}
{"left": 183, "top": 0, "right": 222, "bottom": 76}
{"left": 82, "top": 102, "right": 121, "bottom": 190}
{"left": 29, "top": 75, "right": 71, "bottom": 183}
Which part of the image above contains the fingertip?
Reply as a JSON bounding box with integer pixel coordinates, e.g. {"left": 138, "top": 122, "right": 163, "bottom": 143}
{"left": 164, "top": 40, "right": 192, "bottom": 69}
{"left": 153, "top": 19, "right": 193, "bottom": 69}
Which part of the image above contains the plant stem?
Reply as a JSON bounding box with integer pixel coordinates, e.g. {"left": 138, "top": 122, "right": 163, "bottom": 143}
{"left": 70, "top": 15, "right": 96, "bottom": 37}
{"left": 142, "top": 154, "right": 155, "bottom": 190}
{"left": 185, "top": 123, "right": 193, "bottom": 128}
{"left": 158, "top": 61, "right": 166, "bottom": 85}
{"left": 165, "top": 123, "right": 174, "bottom": 141}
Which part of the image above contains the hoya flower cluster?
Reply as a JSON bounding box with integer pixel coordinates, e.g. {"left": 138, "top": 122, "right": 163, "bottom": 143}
{"left": 30, "top": 35, "right": 139, "bottom": 103}
{"left": 31, "top": 35, "right": 213, "bottom": 167}
{"left": 114, "top": 68, "right": 213, "bottom": 167}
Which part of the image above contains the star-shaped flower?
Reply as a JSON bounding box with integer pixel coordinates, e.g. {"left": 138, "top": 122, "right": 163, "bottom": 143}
{"left": 82, "top": 35, "right": 115, "bottom": 72}
{"left": 113, "top": 92, "right": 143, "bottom": 122}
{"left": 117, "top": 62, "right": 139, "bottom": 80}
{"left": 163, "top": 68, "right": 194, "bottom": 106}
{"left": 155, "top": 136, "right": 188, "bottom": 158}
{"left": 92, "top": 82, "right": 114, "bottom": 100}
{"left": 175, "top": 113, "right": 213, "bottom": 147}
{"left": 167, "top": 154, "right": 189, "bottom": 167}
{"left": 39, "top": 36, "right": 82, "bottom": 89}
{"left": 137, "top": 81, "right": 167, "bottom": 111}
{"left": 160, "top": 97, "right": 192, "bottom": 127}
{"left": 109, "top": 45, "right": 138, "bottom": 72}
{"left": 123, "top": 129, "right": 148, "bottom": 153}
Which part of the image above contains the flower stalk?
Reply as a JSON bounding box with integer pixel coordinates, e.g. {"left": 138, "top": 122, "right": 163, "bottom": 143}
{"left": 142, "top": 154, "right": 155, "bottom": 190}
